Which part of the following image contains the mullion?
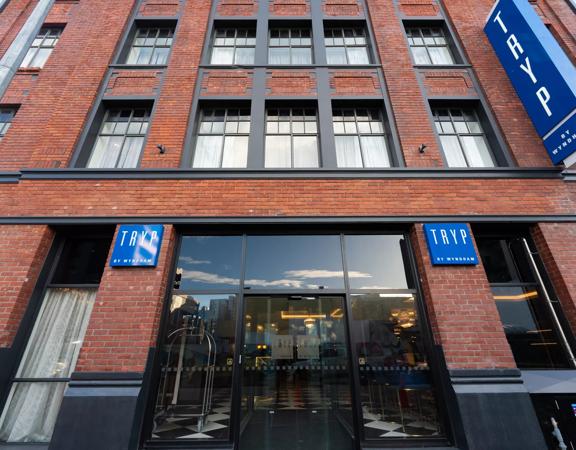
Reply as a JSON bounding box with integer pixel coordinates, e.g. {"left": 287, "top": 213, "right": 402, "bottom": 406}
{"left": 450, "top": 109, "right": 472, "bottom": 167}
{"left": 233, "top": 29, "right": 239, "bottom": 63}
{"left": 115, "top": 109, "right": 133, "bottom": 168}
{"left": 289, "top": 109, "right": 294, "bottom": 167}
{"left": 219, "top": 109, "right": 229, "bottom": 167}
{"left": 150, "top": 28, "right": 160, "bottom": 65}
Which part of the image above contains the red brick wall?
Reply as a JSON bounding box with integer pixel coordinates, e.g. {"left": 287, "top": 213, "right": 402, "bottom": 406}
{"left": 217, "top": 0, "right": 257, "bottom": 17}
{"left": 76, "top": 225, "right": 176, "bottom": 372}
{"left": 0, "top": 178, "right": 573, "bottom": 217}
{"left": 270, "top": 0, "right": 309, "bottom": 16}
{"left": 138, "top": 0, "right": 181, "bottom": 17}
{"left": 105, "top": 69, "right": 163, "bottom": 98}
{"left": 323, "top": 0, "right": 362, "bottom": 16}
{"left": 0, "top": 0, "right": 35, "bottom": 59}
{"left": 330, "top": 70, "right": 380, "bottom": 96}
{"left": 0, "top": 225, "right": 53, "bottom": 348}
{"left": 0, "top": 0, "right": 137, "bottom": 170}
{"left": 201, "top": 70, "right": 253, "bottom": 97}
{"left": 398, "top": 0, "right": 440, "bottom": 17}
{"left": 367, "top": 0, "right": 445, "bottom": 167}
{"left": 140, "top": 0, "right": 211, "bottom": 168}
{"left": 532, "top": 223, "right": 576, "bottom": 337}
{"left": 0, "top": 70, "right": 39, "bottom": 104}
{"left": 411, "top": 224, "right": 516, "bottom": 369}
{"left": 267, "top": 70, "right": 316, "bottom": 96}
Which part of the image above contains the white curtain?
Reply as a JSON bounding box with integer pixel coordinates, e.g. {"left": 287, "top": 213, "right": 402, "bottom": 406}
{"left": 193, "top": 135, "right": 223, "bottom": 168}
{"left": 440, "top": 135, "right": 467, "bottom": 167}
{"left": 293, "top": 136, "right": 319, "bottom": 168}
{"left": 335, "top": 136, "right": 363, "bottom": 168}
{"left": 265, "top": 136, "right": 291, "bottom": 168}
{"left": 221, "top": 136, "right": 248, "bottom": 168}
{"left": 461, "top": 136, "right": 495, "bottom": 167}
{"left": 360, "top": 136, "right": 390, "bottom": 168}
{"left": 0, "top": 288, "right": 97, "bottom": 442}
{"left": 347, "top": 47, "right": 370, "bottom": 65}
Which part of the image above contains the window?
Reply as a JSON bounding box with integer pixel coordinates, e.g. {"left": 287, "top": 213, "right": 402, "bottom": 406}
{"left": 0, "top": 108, "right": 16, "bottom": 140}
{"left": 433, "top": 107, "right": 495, "bottom": 167}
{"left": 0, "top": 236, "right": 111, "bottom": 443}
{"left": 86, "top": 107, "right": 151, "bottom": 168}
{"left": 477, "top": 235, "right": 572, "bottom": 369}
{"left": 324, "top": 27, "right": 370, "bottom": 64}
{"left": 333, "top": 108, "right": 390, "bottom": 168}
{"left": 211, "top": 28, "right": 256, "bottom": 64}
{"left": 125, "top": 27, "right": 174, "bottom": 65}
{"left": 265, "top": 107, "right": 319, "bottom": 168}
{"left": 269, "top": 28, "right": 312, "bottom": 64}
{"left": 406, "top": 26, "right": 455, "bottom": 65}
{"left": 20, "top": 27, "right": 62, "bottom": 69}
{"left": 192, "top": 107, "right": 250, "bottom": 168}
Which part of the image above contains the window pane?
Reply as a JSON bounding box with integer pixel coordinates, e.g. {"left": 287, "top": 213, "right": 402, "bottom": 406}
{"left": 126, "top": 47, "right": 141, "bottom": 64}
{"left": 292, "top": 47, "right": 312, "bottom": 64}
{"left": 492, "top": 286, "right": 570, "bottom": 369}
{"left": 326, "top": 47, "right": 347, "bottom": 65}
{"left": 0, "top": 382, "right": 67, "bottom": 442}
{"left": 52, "top": 238, "right": 111, "bottom": 285}
{"left": 30, "top": 48, "right": 52, "bottom": 68}
{"left": 86, "top": 136, "right": 124, "bottom": 168}
{"left": 269, "top": 47, "right": 289, "bottom": 64}
{"left": 152, "top": 47, "right": 170, "bottom": 65}
{"left": 359, "top": 136, "right": 390, "bottom": 168}
{"left": 411, "top": 47, "right": 431, "bottom": 65}
{"left": 335, "top": 136, "right": 363, "bottom": 168}
{"left": 135, "top": 46, "right": 152, "bottom": 65}
{"left": 346, "top": 236, "right": 410, "bottom": 289}
{"left": 222, "top": 135, "right": 248, "bottom": 168}
{"left": 293, "top": 136, "right": 319, "bottom": 168}
{"left": 265, "top": 135, "right": 291, "bottom": 168}
{"left": 429, "top": 46, "right": 454, "bottom": 65}
{"left": 152, "top": 294, "right": 237, "bottom": 440}
{"left": 117, "top": 136, "right": 144, "bottom": 168}
{"left": 347, "top": 47, "right": 370, "bottom": 64}
{"left": 439, "top": 135, "right": 467, "bottom": 167}
{"left": 193, "top": 135, "right": 224, "bottom": 168}
{"left": 211, "top": 47, "right": 234, "bottom": 64}
{"left": 176, "top": 236, "right": 243, "bottom": 290}
{"left": 351, "top": 293, "right": 442, "bottom": 439}
{"left": 17, "top": 288, "right": 97, "bottom": 378}
{"left": 245, "top": 236, "right": 344, "bottom": 289}
{"left": 461, "top": 136, "right": 495, "bottom": 167}
{"left": 235, "top": 47, "right": 255, "bottom": 64}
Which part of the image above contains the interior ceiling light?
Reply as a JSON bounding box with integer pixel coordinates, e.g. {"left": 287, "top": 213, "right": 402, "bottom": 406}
{"left": 281, "top": 311, "right": 326, "bottom": 320}
{"left": 493, "top": 291, "right": 538, "bottom": 301}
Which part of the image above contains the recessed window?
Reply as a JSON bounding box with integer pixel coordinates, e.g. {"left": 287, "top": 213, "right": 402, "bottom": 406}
{"left": 324, "top": 27, "right": 370, "bottom": 65}
{"left": 265, "top": 107, "right": 319, "bottom": 168}
{"left": 269, "top": 28, "right": 313, "bottom": 64}
{"left": 0, "top": 235, "right": 111, "bottom": 443}
{"left": 125, "top": 26, "right": 174, "bottom": 65}
{"left": 211, "top": 28, "right": 256, "bottom": 64}
{"left": 333, "top": 108, "right": 390, "bottom": 168}
{"left": 192, "top": 107, "right": 251, "bottom": 168}
{"left": 406, "top": 25, "right": 455, "bottom": 65}
{"left": 433, "top": 107, "right": 495, "bottom": 167}
{"left": 0, "top": 108, "right": 16, "bottom": 140}
{"left": 477, "top": 236, "right": 572, "bottom": 369}
{"left": 86, "top": 107, "right": 151, "bottom": 168}
{"left": 20, "top": 27, "right": 62, "bottom": 69}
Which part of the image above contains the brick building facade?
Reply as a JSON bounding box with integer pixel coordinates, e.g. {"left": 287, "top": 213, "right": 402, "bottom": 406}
{"left": 0, "top": 0, "right": 574, "bottom": 449}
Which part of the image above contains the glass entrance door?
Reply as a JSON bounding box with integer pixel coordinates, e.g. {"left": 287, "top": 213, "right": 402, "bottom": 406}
{"left": 239, "top": 296, "right": 354, "bottom": 450}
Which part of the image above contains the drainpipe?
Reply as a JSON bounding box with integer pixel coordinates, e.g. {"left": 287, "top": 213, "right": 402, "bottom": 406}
{"left": 0, "top": 0, "right": 55, "bottom": 99}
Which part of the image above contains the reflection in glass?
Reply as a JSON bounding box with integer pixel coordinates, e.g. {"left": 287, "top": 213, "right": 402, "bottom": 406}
{"left": 176, "top": 236, "right": 243, "bottom": 291}
{"left": 351, "top": 294, "right": 442, "bottom": 439}
{"left": 240, "top": 296, "right": 353, "bottom": 449}
{"left": 492, "top": 286, "right": 570, "bottom": 369}
{"left": 345, "top": 235, "right": 411, "bottom": 289}
{"left": 244, "top": 236, "right": 344, "bottom": 290}
{"left": 153, "top": 294, "right": 237, "bottom": 440}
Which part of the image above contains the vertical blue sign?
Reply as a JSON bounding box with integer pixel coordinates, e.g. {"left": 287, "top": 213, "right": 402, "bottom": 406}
{"left": 484, "top": 0, "right": 576, "bottom": 164}
{"left": 110, "top": 224, "right": 164, "bottom": 267}
{"left": 423, "top": 223, "right": 478, "bottom": 265}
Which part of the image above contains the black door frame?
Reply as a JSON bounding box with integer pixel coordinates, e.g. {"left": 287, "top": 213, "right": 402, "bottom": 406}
{"left": 234, "top": 293, "right": 360, "bottom": 450}
{"left": 142, "top": 228, "right": 456, "bottom": 450}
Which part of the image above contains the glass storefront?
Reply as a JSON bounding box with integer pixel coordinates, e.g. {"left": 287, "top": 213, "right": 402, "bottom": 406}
{"left": 149, "top": 233, "right": 446, "bottom": 448}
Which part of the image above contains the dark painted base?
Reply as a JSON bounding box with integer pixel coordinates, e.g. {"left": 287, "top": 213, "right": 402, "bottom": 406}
{"left": 48, "top": 373, "right": 143, "bottom": 450}
{"left": 451, "top": 369, "right": 547, "bottom": 450}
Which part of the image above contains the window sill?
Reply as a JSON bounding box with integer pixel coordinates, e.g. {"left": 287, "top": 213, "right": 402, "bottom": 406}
{"left": 413, "top": 64, "right": 472, "bottom": 70}
{"left": 16, "top": 67, "right": 42, "bottom": 74}
{"left": 6, "top": 167, "right": 564, "bottom": 181}
{"left": 108, "top": 63, "right": 168, "bottom": 70}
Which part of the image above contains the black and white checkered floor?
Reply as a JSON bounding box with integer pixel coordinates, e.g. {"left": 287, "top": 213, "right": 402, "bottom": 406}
{"left": 152, "top": 386, "right": 439, "bottom": 440}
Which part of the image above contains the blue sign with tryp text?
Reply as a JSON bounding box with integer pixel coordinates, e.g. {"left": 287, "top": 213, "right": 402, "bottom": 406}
{"left": 484, "top": 0, "right": 576, "bottom": 164}
{"left": 110, "top": 224, "right": 164, "bottom": 267}
{"left": 423, "top": 223, "right": 478, "bottom": 265}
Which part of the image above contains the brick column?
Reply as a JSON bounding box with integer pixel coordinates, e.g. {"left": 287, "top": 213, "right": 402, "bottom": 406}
{"left": 0, "top": 224, "right": 53, "bottom": 348}
{"left": 411, "top": 223, "right": 516, "bottom": 369}
{"left": 75, "top": 224, "right": 176, "bottom": 373}
{"left": 532, "top": 223, "right": 576, "bottom": 337}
